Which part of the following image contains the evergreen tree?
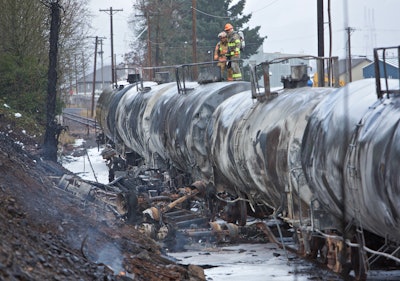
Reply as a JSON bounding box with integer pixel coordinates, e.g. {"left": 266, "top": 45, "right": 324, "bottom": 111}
{"left": 130, "top": 0, "right": 265, "bottom": 68}
{"left": 0, "top": 0, "right": 48, "bottom": 119}
{"left": 0, "top": 0, "right": 91, "bottom": 124}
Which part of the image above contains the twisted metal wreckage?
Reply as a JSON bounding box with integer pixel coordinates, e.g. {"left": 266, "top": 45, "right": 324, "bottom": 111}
{"left": 60, "top": 46, "right": 400, "bottom": 280}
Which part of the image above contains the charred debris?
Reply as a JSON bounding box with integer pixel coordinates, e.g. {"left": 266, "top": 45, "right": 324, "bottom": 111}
{"left": 59, "top": 146, "right": 283, "bottom": 253}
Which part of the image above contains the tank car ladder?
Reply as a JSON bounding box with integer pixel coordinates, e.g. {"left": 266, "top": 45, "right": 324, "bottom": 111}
{"left": 346, "top": 118, "right": 370, "bottom": 278}
{"left": 232, "top": 101, "right": 259, "bottom": 189}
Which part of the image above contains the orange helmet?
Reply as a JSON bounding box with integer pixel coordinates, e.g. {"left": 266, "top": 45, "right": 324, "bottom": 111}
{"left": 224, "top": 23, "right": 233, "bottom": 31}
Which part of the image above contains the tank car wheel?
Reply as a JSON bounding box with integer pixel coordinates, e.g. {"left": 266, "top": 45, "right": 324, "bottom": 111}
{"left": 350, "top": 235, "right": 368, "bottom": 281}
{"left": 237, "top": 200, "right": 247, "bottom": 226}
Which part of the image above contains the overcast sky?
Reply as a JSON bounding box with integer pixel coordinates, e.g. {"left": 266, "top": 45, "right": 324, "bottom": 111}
{"left": 88, "top": 0, "right": 399, "bottom": 66}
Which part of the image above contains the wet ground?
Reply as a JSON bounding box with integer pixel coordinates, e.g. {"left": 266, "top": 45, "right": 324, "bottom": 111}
{"left": 169, "top": 243, "right": 344, "bottom": 281}
{"left": 60, "top": 138, "right": 400, "bottom": 281}
{"left": 60, "top": 141, "right": 344, "bottom": 281}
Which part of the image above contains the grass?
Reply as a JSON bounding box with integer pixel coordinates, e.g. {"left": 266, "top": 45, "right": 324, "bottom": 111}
{"left": 0, "top": 102, "right": 44, "bottom": 144}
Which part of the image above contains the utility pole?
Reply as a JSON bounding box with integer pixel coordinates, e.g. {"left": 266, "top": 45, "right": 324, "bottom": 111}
{"left": 74, "top": 54, "right": 78, "bottom": 95}
{"left": 346, "top": 27, "right": 354, "bottom": 83}
{"left": 98, "top": 38, "right": 106, "bottom": 89}
{"left": 43, "top": 0, "right": 61, "bottom": 162}
{"left": 100, "top": 7, "right": 123, "bottom": 87}
{"left": 155, "top": 10, "right": 160, "bottom": 67}
{"left": 135, "top": 11, "right": 155, "bottom": 80}
{"left": 317, "top": 0, "right": 324, "bottom": 87}
{"left": 88, "top": 36, "right": 106, "bottom": 92}
{"left": 146, "top": 12, "right": 152, "bottom": 80}
{"left": 82, "top": 51, "right": 86, "bottom": 95}
{"left": 91, "top": 36, "right": 98, "bottom": 118}
{"left": 192, "top": 0, "right": 198, "bottom": 77}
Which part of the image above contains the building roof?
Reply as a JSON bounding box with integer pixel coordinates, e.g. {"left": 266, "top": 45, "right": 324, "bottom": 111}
{"left": 77, "top": 65, "right": 128, "bottom": 83}
{"left": 337, "top": 58, "right": 372, "bottom": 75}
{"left": 363, "top": 57, "right": 399, "bottom": 70}
{"left": 383, "top": 58, "right": 399, "bottom": 68}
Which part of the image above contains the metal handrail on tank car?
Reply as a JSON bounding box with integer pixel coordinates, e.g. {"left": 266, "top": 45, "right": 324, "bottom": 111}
{"left": 140, "top": 60, "right": 244, "bottom": 94}
{"left": 175, "top": 64, "right": 193, "bottom": 95}
{"left": 373, "top": 46, "right": 400, "bottom": 99}
{"left": 127, "top": 56, "right": 339, "bottom": 98}
{"left": 248, "top": 55, "right": 340, "bottom": 100}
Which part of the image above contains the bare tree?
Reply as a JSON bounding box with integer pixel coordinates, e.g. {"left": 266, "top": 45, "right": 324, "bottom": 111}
{"left": 0, "top": 0, "right": 48, "bottom": 58}
{"left": 0, "top": 0, "right": 92, "bottom": 161}
{"left": 57, "top": 0, "right": 91, "bottom": 96}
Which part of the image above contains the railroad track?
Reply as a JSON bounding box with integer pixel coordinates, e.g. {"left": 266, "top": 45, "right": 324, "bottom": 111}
{"left": 62, "top": 112, "right": 101, "bottom": 130}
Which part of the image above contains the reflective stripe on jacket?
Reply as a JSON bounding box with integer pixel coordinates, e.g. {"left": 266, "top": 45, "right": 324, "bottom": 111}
{"left": 214, "top": 41, "right": 228, "bottom": 62}
{"left": 227, "top": 32, "right": 241, "bottom": 57}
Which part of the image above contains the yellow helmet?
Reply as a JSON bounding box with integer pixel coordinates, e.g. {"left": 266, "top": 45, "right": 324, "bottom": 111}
{"left": 224, "top": 23, "right": 233, "bottom": 31}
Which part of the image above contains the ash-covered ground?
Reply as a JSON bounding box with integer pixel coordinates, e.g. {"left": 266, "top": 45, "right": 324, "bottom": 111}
{"left": 0, "top": 116, "right": 204, "bottom": 280}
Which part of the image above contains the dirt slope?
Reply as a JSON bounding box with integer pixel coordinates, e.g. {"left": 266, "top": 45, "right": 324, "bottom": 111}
{"left": 0, "top": 132, "right": 204, "bottom": 281}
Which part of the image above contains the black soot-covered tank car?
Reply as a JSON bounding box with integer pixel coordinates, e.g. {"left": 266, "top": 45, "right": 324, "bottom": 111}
{"left": 96, "top": 48, "right": 400, "bottom": 280}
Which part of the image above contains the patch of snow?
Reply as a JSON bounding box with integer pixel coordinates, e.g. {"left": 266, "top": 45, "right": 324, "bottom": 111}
{"left": 62, "top": 143, "right": 109, "bottom": 184}
{"left": 14, "top": 141, "right": 24, "bottom": 148}
{"left": 3, "top": 104, "right": 10, "bottom": 108}
{"left": 14, "top": 113, "right": 22, "bottom": 118}
{"left": 73, "top": 138, "right": 85, "bottom": 147}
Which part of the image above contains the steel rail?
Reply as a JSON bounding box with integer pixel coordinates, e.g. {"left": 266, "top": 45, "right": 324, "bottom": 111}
{"left": 63, "top": 112, "right": 100, "bottom": 130}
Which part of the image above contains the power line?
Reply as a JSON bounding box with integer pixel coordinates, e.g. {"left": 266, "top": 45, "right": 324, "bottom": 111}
{"left": 191, "top": 6, "right": 230, "bottom": 19}
{"left": 249, "top": 0, "right": 281, "bottom": 14}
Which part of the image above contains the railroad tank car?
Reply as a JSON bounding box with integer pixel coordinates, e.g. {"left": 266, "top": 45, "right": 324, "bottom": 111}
{"left": 97, "top": 76, "right": 400, "bottom": 236}
{"left": 96, "top": 81, "right": 158, "bottom": 149}
{"left": 208, "top": 87, "right": 334, "bottom": 214}
{"left": 96, "top": 80, "right": 252, "bottom": 179}
{"left": 96, "top": 58, "right": 400, "bottom": 279}
{"left": 302, "top": 79, "right": 400, "bottom": 242}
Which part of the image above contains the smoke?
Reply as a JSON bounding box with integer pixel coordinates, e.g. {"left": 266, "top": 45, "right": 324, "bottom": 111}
{"left": 96, "top": 241, "right": 124, "bottom": 274}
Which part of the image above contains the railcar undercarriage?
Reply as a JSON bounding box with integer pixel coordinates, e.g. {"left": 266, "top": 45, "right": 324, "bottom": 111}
{"left": 59, "top": 145, "right": 400, "bottom": 281}
{"left": 91, "top": 49, "right": 400, "bottom": 280}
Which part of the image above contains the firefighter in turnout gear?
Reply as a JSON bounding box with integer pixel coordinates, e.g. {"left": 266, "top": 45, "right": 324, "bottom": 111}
{"left": 214, "top": 31, "right": 232, "bottom": 81}
{"left": 224, "top": 23, "right": 242, "bottom": 81}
